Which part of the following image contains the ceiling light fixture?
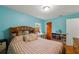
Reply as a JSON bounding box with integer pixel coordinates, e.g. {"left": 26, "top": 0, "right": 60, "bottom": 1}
{"left": 42, "top": 6, "right": 50, "bottom": 11}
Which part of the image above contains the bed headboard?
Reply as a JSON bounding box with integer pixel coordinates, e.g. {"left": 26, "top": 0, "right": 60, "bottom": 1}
{"left": 10, "top": 26, "right": 35, "bottom": 36}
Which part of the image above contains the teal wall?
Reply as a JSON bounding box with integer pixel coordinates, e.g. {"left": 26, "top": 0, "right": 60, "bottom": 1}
{"left": 1, "top": 5, "right": 79, "bottom": 40}
{"left": 0, "top": 6, "right": 45, "bottom": 39}
{"left": 45, "top": 12, "right": 79, "bottom": 33}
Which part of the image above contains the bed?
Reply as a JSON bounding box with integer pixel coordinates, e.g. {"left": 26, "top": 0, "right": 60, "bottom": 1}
{"left": 7, "top": 26, "right": 63, "bottom": 54}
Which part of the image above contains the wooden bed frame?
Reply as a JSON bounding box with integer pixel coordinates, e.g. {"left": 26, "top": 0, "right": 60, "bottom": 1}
{"left": 10, "top": 26, "right": 35, "bottom": 36}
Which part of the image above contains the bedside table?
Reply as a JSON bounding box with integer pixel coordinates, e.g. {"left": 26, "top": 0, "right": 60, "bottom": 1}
{"left": 0, "top": 39, "right": 8, "bottom": 54}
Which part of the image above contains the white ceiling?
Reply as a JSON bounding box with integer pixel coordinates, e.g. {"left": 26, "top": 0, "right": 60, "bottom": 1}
{"left": 6, "top": 5, "right": 79, "bottom": 20}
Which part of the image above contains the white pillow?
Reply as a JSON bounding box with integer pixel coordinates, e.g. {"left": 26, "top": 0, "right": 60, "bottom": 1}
{"left": 23, "top": 31, "right": 29, "bottom": 35}
{"left": 18, "top": 31, "right": 23, "bottom": 35}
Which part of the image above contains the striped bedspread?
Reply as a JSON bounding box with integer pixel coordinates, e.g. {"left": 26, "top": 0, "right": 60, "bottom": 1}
{"left": 8, "top": 38, "right": 63, "bottom": 54}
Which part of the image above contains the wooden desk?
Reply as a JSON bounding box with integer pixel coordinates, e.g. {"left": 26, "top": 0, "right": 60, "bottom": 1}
{"left": 52, "top": 33, "right": 66, "bottom": 41}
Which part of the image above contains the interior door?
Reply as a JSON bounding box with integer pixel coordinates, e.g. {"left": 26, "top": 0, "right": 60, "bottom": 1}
{"left": 66, "top": 18, "right": 79, "bottom": 46}
{"left": 47, "top": 22, "right": 52, "bottom": 40}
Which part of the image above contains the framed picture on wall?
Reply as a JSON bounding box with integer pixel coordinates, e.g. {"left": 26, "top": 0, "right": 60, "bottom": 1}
{"left": 35, "top": 23, "right": 41, "bottom": 33}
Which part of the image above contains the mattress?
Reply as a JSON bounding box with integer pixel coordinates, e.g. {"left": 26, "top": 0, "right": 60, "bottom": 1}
{"left": 8, "top": 37, "right": 63, "bottom": 54}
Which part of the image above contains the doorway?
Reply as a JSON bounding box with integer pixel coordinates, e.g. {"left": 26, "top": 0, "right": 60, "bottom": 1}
{"left": 46, "top": 22, "right": 52, "bottom": 40}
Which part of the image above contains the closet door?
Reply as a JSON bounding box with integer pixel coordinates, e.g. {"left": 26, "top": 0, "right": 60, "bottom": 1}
{"left": 47, "top": 22, "right": 52, "bottom": 40}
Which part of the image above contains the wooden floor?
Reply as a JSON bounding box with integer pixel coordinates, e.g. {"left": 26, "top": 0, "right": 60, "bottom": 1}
{"left": 64, "top": 45, "right": 79, "bottom": 54}
{"left": 52, "top": 39, "right": 79, "bottom": 54}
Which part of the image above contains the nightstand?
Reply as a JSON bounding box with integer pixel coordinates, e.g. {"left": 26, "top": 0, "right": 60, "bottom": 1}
{"left": 0, "top": 39, "right": 8, "bottom": 54}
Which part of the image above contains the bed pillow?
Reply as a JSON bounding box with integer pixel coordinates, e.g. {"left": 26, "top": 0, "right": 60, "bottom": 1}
{"left": 29, "top": 33, "right": 38, "bottom": 40}
{"left": 23, "top": 31, "right": 29, "bottom": 35}
{"left": 18, "top": 31, "right": 23, "bottom": 35}
{"left": 24, "top": 33, "right": 38, "bottom": 42}
{"left": 18, "top": 31, "right": 29, "bottom": 35}
{"left": 23, "top": 34, "right": 32, "bottom": 42}
{"left": 13, "top": 35, "right": 27, "bottom": 42}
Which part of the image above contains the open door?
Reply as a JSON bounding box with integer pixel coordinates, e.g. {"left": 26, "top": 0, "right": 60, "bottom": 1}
{"left": 46, "top": 22, "right": 52, "bottom": 40}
